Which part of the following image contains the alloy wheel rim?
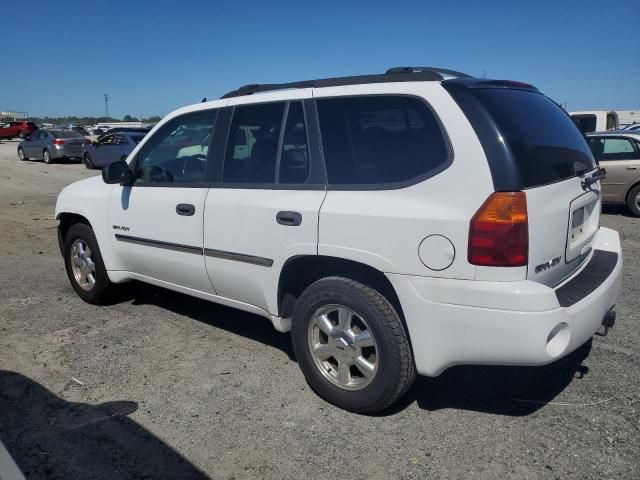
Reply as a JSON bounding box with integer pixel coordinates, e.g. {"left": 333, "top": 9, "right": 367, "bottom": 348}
{"left": 70, "top": 239, "right": 96, "bottom": 291}
{"left": 44, "top": 151, "right": 50, "bottom": 162}
{"left": 307, "top": 304, "right": 378, "bottom": 391}
{"left": 635, "top": 191, "right": 640, "bottom": 211}
{"left": 18, "top": 149, "right": 24, "bottom": 160}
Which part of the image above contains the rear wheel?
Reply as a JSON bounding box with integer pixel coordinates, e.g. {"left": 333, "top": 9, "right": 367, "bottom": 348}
{"left": 17, "top": 147, "right": 27, "bottom": 161}
{"left": 43, "top": 149, "right": 53, "bottom": 164}
{"left": 291, "top": 276, "right": 415, "bottom": 413}
{"left": 63, "top": 223, "right": 115, "bottom": 304}
{"left": 627, "top": 184, "right": 640, "bottom": 217}
{"left": 18, "top": 131, "right": 25, "bottom": 139}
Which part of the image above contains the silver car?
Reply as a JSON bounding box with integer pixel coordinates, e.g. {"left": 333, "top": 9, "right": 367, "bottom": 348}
{"left": 81, "top": 132, "right": 146, "bottom": 169}
{"left": 17, "top": 129, "right": 88, "bottom": 164}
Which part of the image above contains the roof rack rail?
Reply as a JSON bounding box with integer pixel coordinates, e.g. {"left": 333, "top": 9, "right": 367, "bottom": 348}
{"left": 221, "top": 67, "right": 472, "bottom": 99}
{"left": 385, "top": 66, "right": 471, "bottom": 78}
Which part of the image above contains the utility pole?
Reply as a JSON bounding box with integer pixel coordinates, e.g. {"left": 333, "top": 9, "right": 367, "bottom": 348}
{"left": 104, "top": 94, "right": 109, "bottom": 119}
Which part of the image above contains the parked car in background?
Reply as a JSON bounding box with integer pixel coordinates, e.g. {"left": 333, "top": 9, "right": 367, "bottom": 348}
{"left": 0, "top": 121, "right": 38, "bottom": 140}
{"left": 91, "top": 128, "right": 105, "bottom": 136}
{"left": 622, "top": 123, "right": 640, "bottom": 132}
{"left": 17, "top": 129, "right": 90, "bottom": 164}
{"left": 571, "top": 110, "right": 619, "bottom": 133}
{"left": 72, "top": 125, "right": 89, "bottom": 135}
{"left": 81, "top": 132, "right": 146, "bottom": 169}
{"left": 55, "top": 67, "right": 622, "bottom": 413}
{"left": 587, "top": 131, "right": 640, "bottom": 216}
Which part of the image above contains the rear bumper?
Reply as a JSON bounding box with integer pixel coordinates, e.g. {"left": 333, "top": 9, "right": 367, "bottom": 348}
{"left": 388, "top": 227, "right": 623, "bottom": 377}
{"left": 53, "top": 145, "right": 83, "bottom": 158}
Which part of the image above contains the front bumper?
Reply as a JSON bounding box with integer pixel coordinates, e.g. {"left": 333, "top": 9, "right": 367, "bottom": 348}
{"left": 388, "top": 227, "right": 623, "bottom": 377}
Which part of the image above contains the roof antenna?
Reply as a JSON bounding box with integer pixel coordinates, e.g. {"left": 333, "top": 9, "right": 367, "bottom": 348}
{"left": 202, "top": 97, "right": 207, "bottom": 103}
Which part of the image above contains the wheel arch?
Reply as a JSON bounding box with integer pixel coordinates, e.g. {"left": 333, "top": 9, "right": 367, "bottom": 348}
{"left": 624, "top": 180, "right": 640, "bottom": 203}
{"left": 56, "top": 212, "right": 93, "bottom": 255}
{"left": 277, "top": 255, "right": 408, "bottom": 337}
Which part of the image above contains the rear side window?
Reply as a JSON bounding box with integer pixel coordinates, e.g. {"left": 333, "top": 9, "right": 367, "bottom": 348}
{"left": 467, "top": 89, "right": 596, "bottom": 188}
{"left": 589, "top": 137, "right": 640, "bottom": 161}
{"left": 317, "top": 96, "right": 449, "bottom": 186}
{"left": 572, "top": 115, "right": 597, "bottom": 133}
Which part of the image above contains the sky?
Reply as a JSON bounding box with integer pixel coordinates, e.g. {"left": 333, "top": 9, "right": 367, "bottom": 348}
{"left": 2, "top": 0, "right": 638, "bottom": 119}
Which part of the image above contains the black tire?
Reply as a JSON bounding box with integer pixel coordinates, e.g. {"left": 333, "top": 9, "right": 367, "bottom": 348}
{"left": 18, "top": 131, "right": 25, "bottom": 139}
{"left": 83, "top": 153, "right": 95, "bottom": 169}
{"left": 291, "top": 276, "right": 415, "bottom": 413}
{"left": 17, "top": 147, "right": 27, "bottom": 161}
{"left": 627, "top": 184, "right": 640, "bottom": 217}
{"left": 43, "top": 149, "right": 53, "bottom": 164}
{"left": 63, "top": 223, "right": 115, "bottom": 304}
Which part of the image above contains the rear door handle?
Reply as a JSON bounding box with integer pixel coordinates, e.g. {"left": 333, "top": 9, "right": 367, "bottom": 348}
{"left": 276, "top": 211, "right": 302, "bottom": 226}
{"left": 176, "top": 203, "right": 195, "bottom": 216}
{"left": 626, "top": 166, "right": 638, "bottom": 170}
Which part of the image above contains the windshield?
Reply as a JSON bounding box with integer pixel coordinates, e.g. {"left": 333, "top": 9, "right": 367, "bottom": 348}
{"left": 129, "top": 134, "right": 145, "bottom": 144}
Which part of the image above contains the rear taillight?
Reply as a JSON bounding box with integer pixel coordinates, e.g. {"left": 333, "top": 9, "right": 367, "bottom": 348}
{"left": 468, "top": 191, "right": 528, "bottom": 267}
{"left": 52, "top": 139, "right": 66, "bottom": 145}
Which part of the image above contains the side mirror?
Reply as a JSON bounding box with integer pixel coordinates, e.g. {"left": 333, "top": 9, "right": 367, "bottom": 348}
{"left": 102, "top": 160, "right": 134, "bottom": 185}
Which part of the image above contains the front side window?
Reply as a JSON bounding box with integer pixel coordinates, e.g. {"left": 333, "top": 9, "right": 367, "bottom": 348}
{"left": 135, "top": 110, "right": 217, "bottom": 184}
{"left": 223, "top": 102, "right": 285, "bottom": 184}
{"left": 317, "top": 96, "right": 449, "bottom": 186}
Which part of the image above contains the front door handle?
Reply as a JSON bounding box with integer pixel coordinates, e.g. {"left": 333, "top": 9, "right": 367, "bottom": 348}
{"left": 176, "top": 203, "right": 195, "bottom": 216}
{"left": 276, "top": 211, "right": 302, "bottom": 226}
{"left": 626, "top": 166, "right": 638, "bottom": 170}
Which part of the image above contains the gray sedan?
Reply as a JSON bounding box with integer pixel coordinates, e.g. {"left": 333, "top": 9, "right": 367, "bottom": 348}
{"left": 81, "top": 132, "right": 146, "bottom": 169}
{"left": 17, "top": 129, "right": 89, "bottom": 164}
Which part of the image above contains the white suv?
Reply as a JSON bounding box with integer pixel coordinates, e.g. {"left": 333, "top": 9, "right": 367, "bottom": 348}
{"left": 55, "top": 67, "right": 623, "bottom": 413}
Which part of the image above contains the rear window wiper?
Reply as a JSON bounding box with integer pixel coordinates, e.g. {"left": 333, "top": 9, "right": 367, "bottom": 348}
{"left": 582, "top": 167, "right": 606, "bottom": 189}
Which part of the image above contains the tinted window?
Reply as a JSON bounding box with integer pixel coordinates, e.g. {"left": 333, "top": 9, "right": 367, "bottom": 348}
{"left": 572, "top": 115, "right": 597, "bottom": 133}
{"left": 317, "top": 96, "right": 449, "bottom": 185}
{"left": 223, "top": 102, "right": 285, "bottom": 184}
{"left": 129, "top": 134, "right": 145, "bottom": 144}
{"left": 51, "top": 130, "right": 83, "bottom": 138}
{"left": 135, "top": 110, "right": 217, "bottom": 184}
{"left": 279, "top": 102, "right": 310, "bottom": 184}
{"left": 471, "top": 89, "right": 596, "bottom": 188}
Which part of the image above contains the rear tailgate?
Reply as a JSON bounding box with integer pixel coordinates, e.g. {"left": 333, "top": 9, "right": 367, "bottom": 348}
{"left": 526, "top": 175, "right": 601, "bottom": 286}
{"left": 444, "top": 81, "right": 600, "bottom": 287}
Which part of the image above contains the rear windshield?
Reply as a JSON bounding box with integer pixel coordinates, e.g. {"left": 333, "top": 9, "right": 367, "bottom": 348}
{"left": 51, "top": 130, "right": 84, "bottom": 138}
{"left": 572, "top": 115, "right": 597, "bottom": 133}
{"left": 473, "top": 89, "right": 596, "bottom": 188}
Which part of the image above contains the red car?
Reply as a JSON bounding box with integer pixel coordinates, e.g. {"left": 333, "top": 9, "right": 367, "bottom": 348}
{"left": 0, "top": 121, "right": 38, "bottom": 140}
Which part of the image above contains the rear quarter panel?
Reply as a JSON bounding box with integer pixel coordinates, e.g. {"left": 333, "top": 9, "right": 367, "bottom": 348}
{"left": 317, "top": 82, "right": 495, "bottom": 279}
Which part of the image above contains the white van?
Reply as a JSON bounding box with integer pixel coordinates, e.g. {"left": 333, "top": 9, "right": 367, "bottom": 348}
{"left": 571, "top": 110, "right": 619, "bottom": 132}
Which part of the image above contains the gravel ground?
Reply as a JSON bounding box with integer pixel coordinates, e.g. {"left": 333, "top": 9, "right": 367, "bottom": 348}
{"left": 0, "top": 138, "right": 638, "bottom": 479}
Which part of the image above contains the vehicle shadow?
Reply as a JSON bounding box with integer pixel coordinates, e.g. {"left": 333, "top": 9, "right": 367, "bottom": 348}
{"left": 0, "top": 370, "right": 208, "bottom": 480}
{"left": 123, "top": 283, "right": 593, "bottom": 416}
{"left": 602, "top": 204, "right": 635, "bottom": 218}
{"left": 385, "top": 341, "right": 592, "bottom": 417}
{"left": 127, "top": 282, "right": 296, "bottom": 360}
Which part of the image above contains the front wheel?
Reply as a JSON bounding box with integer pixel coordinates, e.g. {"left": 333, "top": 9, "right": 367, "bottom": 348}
{"left": 291, "top": 277, "right": 415, "bottom": 413}
{"left": 627, "top": 184, "right": 640, "bottom": 217}
{"left": 18, "top": 147, "right": 27, "bottom": 161}
{"left": 43, "top": 149, "right": 53, "bottom": 164}
{"left": 63, "top": 223, "right": 115, "bottom": 304}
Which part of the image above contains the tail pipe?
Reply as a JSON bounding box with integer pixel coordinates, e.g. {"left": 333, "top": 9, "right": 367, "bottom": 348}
{"left": 597, "top": 309, "right": 616, "bottom": 336}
